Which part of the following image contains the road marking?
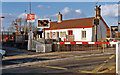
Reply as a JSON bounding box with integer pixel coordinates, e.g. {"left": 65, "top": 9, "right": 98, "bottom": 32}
{"left": 109, "top": 55, "right": 115, "bottom": 59}
{"left": 2, "top": 53, "right": 114, "bottom": 69}
{"left": 79, "top": 66, "right": 115, "bottom": 73}
{"left": 91, "top": 55, "right": 115, "bottom": 73}
{"left": 92, "top": 63, "right": 106, "bottom": 73}
{"left": 80, "top": 71, "right": 94, "bottom": 73}
{"left": 97, "top": 66, "right": 115, "bottom": 73}
{"left": 80, "top": 55, "right": 115, "bottom": 73}
{"left": 78, "top": 55, "right": 115, "bottom": 73}
{"left": 39, "top": 65, "right": 68, "bottom": 70}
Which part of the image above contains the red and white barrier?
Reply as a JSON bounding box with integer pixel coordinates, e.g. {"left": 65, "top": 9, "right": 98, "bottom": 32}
{"left": 57, "top": 41, "right": 118, "bottom": 44}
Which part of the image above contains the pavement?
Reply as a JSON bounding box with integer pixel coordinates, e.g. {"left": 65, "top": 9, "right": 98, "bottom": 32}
{"left": 1, "top": 46, "right": 116, "bottom": 74}
{"left": 2, "top": 46, "right": 36, "bottom": 56}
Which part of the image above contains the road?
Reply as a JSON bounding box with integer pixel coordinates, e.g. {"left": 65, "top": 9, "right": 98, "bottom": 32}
{"left": 1, "top": 47, "right": 116, "bottom": 75}
{"left": 2, "top": 54, "right": 116, "bottom": 74}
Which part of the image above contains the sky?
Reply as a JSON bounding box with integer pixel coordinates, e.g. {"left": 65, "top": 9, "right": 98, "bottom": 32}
{"left": 1, "top": 2, "right": 119, "bottom": 31}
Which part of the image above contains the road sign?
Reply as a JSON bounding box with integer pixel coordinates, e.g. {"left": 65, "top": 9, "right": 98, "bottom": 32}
{"left": 27, "top": 14, "right": 35, "bottom": 22}
{"left": 111, "top": 26, "right": 118, "bottom": 31}
{"left": 37, "top": 19, "right": 50, "bottom": 28}
{"left": 94, "top": 18, "right": 99, "bottom": 25}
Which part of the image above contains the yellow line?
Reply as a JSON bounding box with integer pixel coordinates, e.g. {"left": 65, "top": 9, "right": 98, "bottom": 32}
{"left": 80, "top": 71, "right": 94, "bottom": 73}
{"left": 38, "top": 65, "right": 68, "bottom": 70}
{"left": 92, "top": 63, "right": 106, "bottom": 73}
{"left": 79, "top": 66, "right": 115, "bottom": 73}
{"left": 98, "top": 66, "right": 115, "bottom": 73}
{"left": 109, "top": 55, "right": 115, "bottom": 59}
{"left": 92, "top": 55, "right": 115, "bottom": 73}
{"left": 104, "top": 59, "right": 109, "bottom": 63}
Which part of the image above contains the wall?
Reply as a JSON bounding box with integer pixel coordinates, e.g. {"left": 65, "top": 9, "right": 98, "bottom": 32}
{"left": 92, "top": 19, "right": 107, "bottom": 41}
{"left": 44, "top": 28, "right": 93, "bottom": 42}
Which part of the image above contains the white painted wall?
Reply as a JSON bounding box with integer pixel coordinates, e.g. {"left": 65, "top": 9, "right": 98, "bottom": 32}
{"left": 44, "top": 28, "right": 93, "bottom": 42}
{"left": 99, "top": 20, "right": 107, "bottom": 39}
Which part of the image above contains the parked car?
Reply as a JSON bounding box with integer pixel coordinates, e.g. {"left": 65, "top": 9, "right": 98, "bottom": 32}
{"left": 0, "top": 49, "right": 6, "bottom": 59}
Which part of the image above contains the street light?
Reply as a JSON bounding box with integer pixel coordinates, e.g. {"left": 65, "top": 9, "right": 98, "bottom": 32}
{"left": 1, "top": 16, "right": 5, "bottom": 18}
{"left": 0, "top": 16, "right": 5, "bottom": 31}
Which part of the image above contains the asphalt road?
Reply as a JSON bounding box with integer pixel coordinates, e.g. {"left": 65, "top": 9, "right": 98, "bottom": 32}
{"left": 1, "top": 46, "right": 116, "bottom": 75}
{"left": 2, "top": 54, "right": 116, "bottom": 74}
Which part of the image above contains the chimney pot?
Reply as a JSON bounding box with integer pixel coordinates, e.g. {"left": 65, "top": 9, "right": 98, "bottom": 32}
{"left": 59, "top": 12, "right": 60, "bottom": 14}
{"left": 58, "top": 12, "right": 62, "bottom": 23}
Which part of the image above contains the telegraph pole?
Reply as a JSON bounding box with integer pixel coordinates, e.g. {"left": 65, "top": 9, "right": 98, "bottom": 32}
{"left": 94, "top": 5, "right": 101, "bottom": 42}
{"left": 24, "top": 10, "right": 27, "bottom": 34}
{"left": 95, "top": 6, "right": 98, "bottom": 42}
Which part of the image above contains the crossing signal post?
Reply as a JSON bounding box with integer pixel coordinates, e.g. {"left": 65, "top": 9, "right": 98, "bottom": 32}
{"left": 94, "top": 5, "right": 101, "bottom": 42}
{"left": 37, "top": 19, "right": 50, "bottom": 28}
{"left": 94, "top": 18, "right": 99, "bottom": 25}
{"left": 37, "top": 19, "right": 50, "bottom": 44}
{"left": 94, "top": 18, "right": 100, "bottom": 42}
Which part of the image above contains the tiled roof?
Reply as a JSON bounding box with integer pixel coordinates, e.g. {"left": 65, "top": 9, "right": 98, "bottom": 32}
{"left": 46, "top": 16, "right": 109, "bottom": 30}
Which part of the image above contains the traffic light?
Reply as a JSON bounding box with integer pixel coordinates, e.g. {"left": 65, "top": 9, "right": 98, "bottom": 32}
{"left": 94, "top": 18, "right": 99, "bottom": 25}
{"left": 37, "top": 19, "right": 50, "bottom": 28}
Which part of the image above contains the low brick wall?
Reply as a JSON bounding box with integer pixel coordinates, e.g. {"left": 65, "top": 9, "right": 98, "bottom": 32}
{"left": 2, "top": 42, "right": 28, "bottom": 49}
{"left": 52, "top": 44, "right": 102, "bottom": 52}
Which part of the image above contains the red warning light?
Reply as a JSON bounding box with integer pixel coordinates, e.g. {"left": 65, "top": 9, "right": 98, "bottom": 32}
{"left": 38, "top": 21, "right": 41, "bottom": 23}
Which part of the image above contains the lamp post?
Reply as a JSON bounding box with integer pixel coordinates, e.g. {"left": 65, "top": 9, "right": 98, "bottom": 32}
{"left": 0, "top": 16, "right": 5, "bottom": 31}
{"left": 0, "top": 16, "right": 5, "bottom": 45}
{"left": 1, "top": 17, "right": 5, "bottom": 18}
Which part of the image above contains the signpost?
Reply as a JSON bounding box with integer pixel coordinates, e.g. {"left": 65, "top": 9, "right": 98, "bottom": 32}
{"left": 111, "top": 26, "right": 119, "bottom": 38}
{"left": 111, "top": 26, "right": 118, "bottom": 31}
{"left": 37, "top": 19, "right": 50, "bottom": 44}
{"left": 37, "top": 19, "right": 50, "bottom": 28}
{"left": 27, "top": 14, "right": 35, "bottom": 23}
{"left": 27, "top": 13, "right": 35, "bottom": 50}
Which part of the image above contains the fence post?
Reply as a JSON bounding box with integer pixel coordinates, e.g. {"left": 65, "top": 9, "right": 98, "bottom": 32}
{"left": 58, "top": 44, "right": 60, "bottom": 51}
{"left": 103, "top": 44, "right": 105, "bottom": 53}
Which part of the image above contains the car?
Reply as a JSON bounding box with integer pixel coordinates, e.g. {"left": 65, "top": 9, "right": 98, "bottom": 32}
{"left": 0, "top": 49, "right": 6, "bottom": 59}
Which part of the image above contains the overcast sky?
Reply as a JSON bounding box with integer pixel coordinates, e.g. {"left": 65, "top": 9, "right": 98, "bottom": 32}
{"left": 1, "top": 2, "right": 119, "bottom": 30}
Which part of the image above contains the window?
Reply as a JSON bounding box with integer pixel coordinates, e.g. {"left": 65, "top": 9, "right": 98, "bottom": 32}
{"left": 47, "top": 33, "right": 49, "bottom": 39}
{"left": 68, "top": 30, "right": 73, "bottom": 35}
{"left": 57, "top": 32, "right": 59, "bottom": 38}
{"left": 50, "top": 32, "right": 52, "bottom": 38}
{"left": 52, "top": 32, "right": 56, "bottom": 38}
{"left": 63, "top": 32, "right": 66, "bottom": 37}
{"left": 82, "top": 31, "right": 86, "bottom": 39}
{"left": 60, "top": 32, "right": 63, "bottom": 37}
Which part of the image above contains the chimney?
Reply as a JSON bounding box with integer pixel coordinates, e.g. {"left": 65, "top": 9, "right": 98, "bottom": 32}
{"left": 58, "top": 12, "right": 62, "bottom": 23}
{"left": 95, "top": 5, "right": 101, "bottom": 19}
